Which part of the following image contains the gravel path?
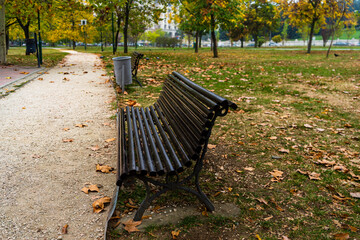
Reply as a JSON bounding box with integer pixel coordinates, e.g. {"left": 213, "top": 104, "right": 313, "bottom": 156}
{"left": 0, "top": 50, "right": 117, "bottom": 239}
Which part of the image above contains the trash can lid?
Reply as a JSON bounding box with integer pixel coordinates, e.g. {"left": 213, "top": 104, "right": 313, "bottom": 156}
{"left": 112, "top": 56, "right": 131, "bottom": 61}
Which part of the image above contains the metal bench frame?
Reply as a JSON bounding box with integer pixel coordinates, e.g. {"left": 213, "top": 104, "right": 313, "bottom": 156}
{"left": 131, "top": 52, "right": 144, "bottom": 87}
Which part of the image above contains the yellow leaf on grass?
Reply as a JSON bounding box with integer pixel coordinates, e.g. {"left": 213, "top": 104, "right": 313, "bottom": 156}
{"left": 123, "top": 219, "right": 142, "bottom": 233}
{"left": 255, "top": 234, "right": 262, "bottom": 240}
{"left": 92, "top": 196, "right": 111, "bottom": 213}
{"left": 208, "top": 144, "right": 216, "bottom": 149}
{"left": 105, "top": 138, "right": 116, "bottom": 143}
{"left": 334, "top": 233, "right": 349, "bottom": 240}
{"left": 171, "top": 229, "right": 181, "bottom": 239}
{"left": 96, "top": 164, "right": 114, "bottom": 173}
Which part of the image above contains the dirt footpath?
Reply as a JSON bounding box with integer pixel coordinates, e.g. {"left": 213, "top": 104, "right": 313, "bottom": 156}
{"left": 0, "top": 50, "right": 117, "bottom": 239}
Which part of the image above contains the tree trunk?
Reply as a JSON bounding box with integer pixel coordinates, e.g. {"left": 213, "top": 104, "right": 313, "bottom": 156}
{"left": 72, "top": 20, "right": 76, "bottom": 50}
{"left": 114, "top": 14, "right": 121, "bottom": 54}
{"left": 210, "top": 13, "right": 218, "bottom": 58}
{"left": 123, "top": 0, "right": 132, "bottom": 54}
{"left": 307, "top": 17, "right": 317, "bottom": 53}
{"left": 17, "top": 18, "right": 31, "bottom": 55}
{"left": 0, "top": 0, "right": 6, "bottom": 64}
{"left": 240, "top": 37, "right": 244, "bottom": 48}
{"left": 254, "top": 35, "right": 258, "bottom": 48}
{"left": 195, "top": 30, "right": 199, "bottom": 53}
{"left": 199, "top": 33, "right": 202, "bottom": 48}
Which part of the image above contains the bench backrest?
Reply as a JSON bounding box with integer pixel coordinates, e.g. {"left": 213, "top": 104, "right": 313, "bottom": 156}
{"left": 154, "top": 72, "right": 237, "bottom": 162}
{"left": 131, "top": 52, "right": 144, "bottom": 73}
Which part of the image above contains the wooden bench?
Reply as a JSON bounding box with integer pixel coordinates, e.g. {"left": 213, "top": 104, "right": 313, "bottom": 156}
{"left": 131, "top": 52, "right": 144, "bottom": 87}
{"left": 112, "top": 71, "right": 237, "bottom": 222}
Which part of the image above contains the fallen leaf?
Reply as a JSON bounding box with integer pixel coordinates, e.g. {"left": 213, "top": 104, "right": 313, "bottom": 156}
{"left": 38, "top": 78, "right": 43, "bottom": 80}
{"left": 63, "top": 128, "right": 70, "bottom": 131}
{"left": 282, "top": 236, "right": 290, "bottom": 240}
{"left": 171, "top": 229, "right": 181, "bottom": 239}
{"left": 82, "top": 184, "right": 100, "bottom": 194}
{"left": 96, "top": 164, "right": 114, "bottom": 173}
{"left": 123, "top": 219, "right": 142, "bottom": 233}
{"left": 141, "top": 215, "right": 151, "bottom": 220}
{"left": 90, "top": 145, "right": 100, "bottom": 151}
{"left": 264, "top": 216, "right": 273, "bottom": 221}
{"left": 105, "top": 138, "right": 116, "bottom": 143}
{"left": 350, "top": 192, "right": 360, "bottom": 199}
{"left": 270, "top": 170, "right": 284, "bottom": 182}
{"left": 202, "top": 209, "right": 209, "bottom": 217}
{"left": 5, "top": 77, "right": 11, "bottom": 79}
{"left": 75, "top": 123, "right": 88, "bottom": 128}
{"left": 269, "top": 136, "right": 277, "bottom": 140}
{"left": 333, "top": 195, "right": 351, "bottom": 201}
{"left": 20, "top": 71, "right": 29, "bottom": 74}
{"left": 127, "top": 99, "right": 137, "bottom": 106}
{"left": 255, "top": 234, "right": 262, "bottom": 240}
{"left": 22, "top": 107, "right": 26, "bottom": 109}
{"left": 61, "top": 224, "right": 68, "bottom": 234}
{"left": 315, "top": 159, "right": 336, "bottom": 167}
{"left": 92, "top": 196, "right": 111, "bottom": 213}
{"left": 304, "top": 124, "right": 313, "bottom": 128}
{"left": 308, "top": 172, "right": 321, "bottom": 180}
{"left": 333, "top": 233, "right": 349, "bottom": 240}
{"left": 213, "top": 192, "right": 221, "bottom": 197}
{"left": 244, "top": 167, "right": 255, "bottom": 171}
{"left": 62, "top": 138, "right": 74, "bottom": 143}
{"left": 279, "top": 148, "right": 290, "bottom": 154}
{"left": 342, "top": 224, "right": 358, "bottom": 232}
{"left": 256, "top": 198, "right": 268, "bottom": 205}
{"left": 208, "top": 144, "right": 216, "bottom": 149}
{"left": 49, "top": 81, "right": 54, "bottom": 83}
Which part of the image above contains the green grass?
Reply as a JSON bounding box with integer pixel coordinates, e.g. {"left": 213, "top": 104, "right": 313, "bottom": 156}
{"left": 7, "top": 47, "right": 67, "bottom": 67}
{"left": 97, "top": 46, "right": 360, "bottom": 240}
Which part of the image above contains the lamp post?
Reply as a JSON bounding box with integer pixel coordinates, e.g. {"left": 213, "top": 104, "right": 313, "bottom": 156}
{"left": 37, "top": 9, "right": 42, "bottom": 64}
{"left": 81, "top": 19, "right": 87, "bottom": 50}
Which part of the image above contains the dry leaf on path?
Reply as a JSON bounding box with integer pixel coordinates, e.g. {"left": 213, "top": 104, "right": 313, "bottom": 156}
{"left": 75, "top": 123, "right": 87, "bottom": 128}
{"left": 96, "top": 164, "right": 114, "bottom": 173}
{"left": 171, "top": 229, "right": 181, "bottom": 239}
{"left": 62, "top": 138, "right": 74, "bottom": 143}
{"left": 61, "top": 224, "right": 68, "bottom": 234}
{"left": 90, "top": 145, "right": 100, "bottom": 151}
{"left": 63, "top": 128, "right": 70, "bottom": 131}
{"left": 123, "top": 219, "right": 142, "bottom": 233}
{"left": 92, "top": 196, "right": 111, "bottom": 213}
{"left": 105, "top": 138, "right": 116, "bottom": 143}
{"left": 81, "top": 184, "right": 100, "bottom": 194}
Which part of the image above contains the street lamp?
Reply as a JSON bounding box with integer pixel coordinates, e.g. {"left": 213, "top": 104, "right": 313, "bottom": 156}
{"left": 81, "top": 19, "right": 87, "bottom": 50}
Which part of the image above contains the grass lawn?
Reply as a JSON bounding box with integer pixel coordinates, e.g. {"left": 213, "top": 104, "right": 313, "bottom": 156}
{"left": 91, "top": 46, "right": 359, "bottom": 239}
{"left": 7, "top": 47, "right": 68, "bottom": 67}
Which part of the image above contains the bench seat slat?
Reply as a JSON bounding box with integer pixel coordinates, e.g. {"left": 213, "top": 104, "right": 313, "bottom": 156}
{"left": 145, "top": 108, "right": 176, "bottom": 175}
{"left": 140, "top": 108, "right": 165, "bottom": 175}
{"left": 131, "top": 107, "right": 147, "bottom": 174}
{"left": 126, "top": 106, "right": 137, "bottom": 174}
{"left": 134, "top": 108, "right": 156, "bottom": 176}
{"left": 150, "top": 106, "right": 184, "bottom": 172}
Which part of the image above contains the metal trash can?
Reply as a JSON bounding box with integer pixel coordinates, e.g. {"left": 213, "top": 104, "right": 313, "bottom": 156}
{"left": 113, "top": 57, "right": 132, "bottom": 90}
{"left": 26, "top": 39, "right": 37, "bottom": 54}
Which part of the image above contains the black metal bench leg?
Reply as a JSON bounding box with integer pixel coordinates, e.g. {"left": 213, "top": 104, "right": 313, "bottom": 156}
{"left": 194, "top": 173, "right": 215, "bottom": 212}
{"left": 134, "top": 75, "right": 142, "bottom": 87}
{"left": 133, "top": 179, "right": 168, "bottom": 221}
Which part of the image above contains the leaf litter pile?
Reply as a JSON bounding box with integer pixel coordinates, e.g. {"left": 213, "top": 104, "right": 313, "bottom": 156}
{"left": 103, "top": 48, "right": 359, "bottom": 240}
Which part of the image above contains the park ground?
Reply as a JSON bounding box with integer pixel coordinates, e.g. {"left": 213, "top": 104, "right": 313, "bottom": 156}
{"left": 4, "top": 46, "right": 360, "bottom": 239}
